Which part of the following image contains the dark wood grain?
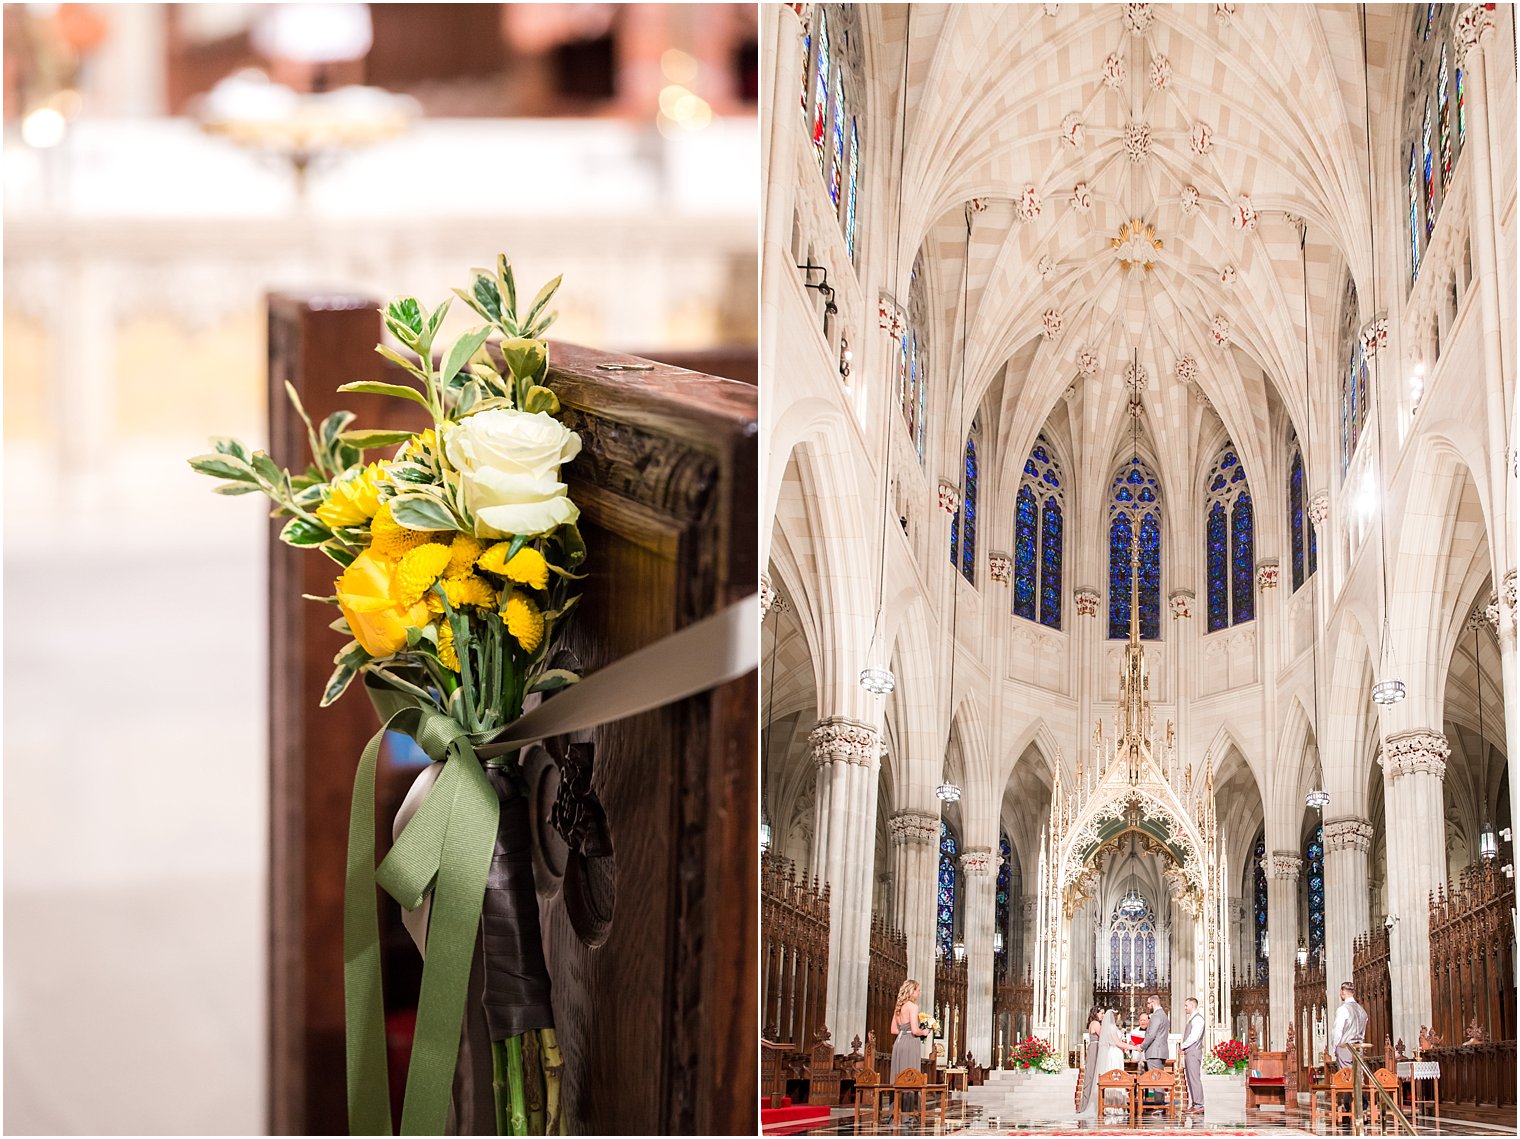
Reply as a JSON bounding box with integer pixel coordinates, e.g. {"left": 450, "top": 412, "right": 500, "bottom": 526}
{"left": 267, "top": 295, "right": 757, "bottom": 1135}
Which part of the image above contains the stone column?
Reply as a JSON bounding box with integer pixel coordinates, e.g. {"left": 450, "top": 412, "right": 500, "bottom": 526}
{"left": 1322, "top": 816, "right": 1374, "bottom": 1013}
{"left": 961, "top": 847, "right": 996, "bottom": 1060}
{"left": 1021, "top": 896, "right": 1039, "bottom": 984}
{"left": 1379, "top": 729, "right": 1450, "bottom": 1045}
{"left": 810, "top": 716, "right": 879, "bottom": 1045}
{"left": 889, "top": 809, "right": 941, "bottom": 1011}
{"left": 1265, "top": 852, "right": 1302, "bottom": 1049}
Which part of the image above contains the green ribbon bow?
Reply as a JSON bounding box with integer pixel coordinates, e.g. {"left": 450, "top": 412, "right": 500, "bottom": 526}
{"left": 345, "top": 685, "right": 501, "bottom": 1135}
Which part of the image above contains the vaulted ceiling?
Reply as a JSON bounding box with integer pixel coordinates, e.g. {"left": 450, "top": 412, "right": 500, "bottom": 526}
{"left": 869, "top": 3, "right": 1399, "bottom": 499}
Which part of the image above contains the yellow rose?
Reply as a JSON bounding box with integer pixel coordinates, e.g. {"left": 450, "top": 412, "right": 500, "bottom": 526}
{"left": 318, "top": 463, "right": 387, "bottom": 529}
{"left": 335, "top": 549, "right": 431, "bottom": 657}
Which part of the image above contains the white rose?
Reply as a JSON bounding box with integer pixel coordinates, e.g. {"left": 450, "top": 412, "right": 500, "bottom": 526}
{"left": 444, "top": 408, "right": 582, "bottom": 538}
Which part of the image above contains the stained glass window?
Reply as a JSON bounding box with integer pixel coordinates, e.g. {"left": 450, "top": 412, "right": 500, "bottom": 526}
{"left": 1423, "top": 103, "right": 1435, "bottom": 238}
{"left": 1207, "top": 503, "right": 1229, "bottom": 631}
{"left": 959, "top": 435, "right": 979, "bottom": 583}
{"left": 996, "top": 831, "right": 1012, "bottom": 977}
{"left": 1014, "top": 487, "right": 1037, "bottom": 619}
{"left": 1439, "top": 46, "right": 1453, "bottom": 193}
{"left": 1254, "top": 835, "right": 1268, "bottom": 981}
{"left": 1423, "top": 2, "right": 1434, "bottom": 39}
{"left": 1305, "top": 824, "right": 1325, "bottom": 962}
{"left": 1203, "top": 447, "right": 1254, "bottom": 629}
{"left": 1289, "top": 445, "right": 1306, "bottom": 591}
{"left": 1014, "top": 437, "right": 1063, "bottom": 628}
{"left": 847, "top": 119, "right": 860, "bottom": 259}
{"left": 829, "top": 84, "right": 845, "bottom": 207}
{"left": 1108, "top": 458, "right": 1162, "bottom": 640}
{"left": 812, "top": 9, "right": 829, "bottom": 171}
{"left": 1232, "top": 493, "right": 1254, "bottom": 623}
{"left": 938, "top": 822, "right": 959, "bottom": 961}
{"left": 1409, "top": 144, "right": 1421, "bottom": 282}
{"left": 1109, "top": 891, "right": 1157, "bottom": 987}
{"left": 1457, "top": 66, "right": 1465, "bottom": 147}
{"left": 1340, "top": 278, "right": 1368, "bottom": 475}
{"left": 899, "top": 257, "right": 927, "bottom": 463}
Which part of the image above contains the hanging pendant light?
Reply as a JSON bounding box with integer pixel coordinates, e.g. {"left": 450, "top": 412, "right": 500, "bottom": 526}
{"left": 860, "top": 666, "right": 896, "bottom": 696}
{"left": 1305, "top": 787, "right": 1330, "bottom": 811}
{"left": 936, "top": 782, "right": 962, "bottom": 803}
{"left": 1296, "top": 941, "right": 1309, "bottom": 968}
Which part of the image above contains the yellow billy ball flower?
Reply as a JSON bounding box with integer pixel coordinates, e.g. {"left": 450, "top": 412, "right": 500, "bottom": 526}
{"left": 445, "top": 533, "right": 487, "bottom": 579}
{"left": 476, "top": 543, "right": 549, "bottom": 590}
{"left": 370, "top": 500, "right": 438, "bottom": 559}
{"left": 503, "top": 547, "right": 550, "bottom": 591}
{"left": 442, "top": 574, "right": 497, "bottom": 610}
{"left": 335, "top": 549, "right": 431, "bottom": 658}
{"left": 400, "top": 429, "right": 438, "bottom": 461}
{"left": 317, "top": 463, "right": 386, "bottom": 529}
{"left": 436, "top": 620, "right": 460, "bottom": 671}
{"left": 392, "top": 542, "right": 453, "bottom": 607}
{"left": 502, "top": 591, "right": 545, "bottom": 654}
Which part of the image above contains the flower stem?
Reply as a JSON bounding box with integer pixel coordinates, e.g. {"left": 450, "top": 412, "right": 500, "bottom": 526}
{"left": 523, "top": 1029, "right": 546, "bottom": 1135}
{"left": 504, "top": 1034, "right": 529, "bottom": 1135}
{"left": 540, "top": 1029, "right": 566, "bottom": 1135}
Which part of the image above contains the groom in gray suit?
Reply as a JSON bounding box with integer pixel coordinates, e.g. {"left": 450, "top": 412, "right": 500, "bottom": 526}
{"left": 1139, "top": 995, "right": 1171, "bottom": 1109}
{"left": 1141, "top": 995, "right": 1171, "bottom": 1070}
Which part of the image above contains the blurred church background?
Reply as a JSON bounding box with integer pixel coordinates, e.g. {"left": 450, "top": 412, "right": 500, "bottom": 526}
{"left": 2, "top": 5, "right": 757, "bottom": 1133}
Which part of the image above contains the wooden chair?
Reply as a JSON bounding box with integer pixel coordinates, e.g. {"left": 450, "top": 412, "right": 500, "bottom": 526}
{"left": 1138, "top": 1067, "right": 1179, "bottom": 1120}
{"left": 851, "top": 1069, "right": 881, "bottom": 1129}
{"left": 1246, "top": 1049, "right": 1289, "bottom": 1111}
{"left": 1098, "top": 1069, "right": 1140, "bottom": 1124}
{"left": 1329, "top": 1066, "right": 1373, "bottom": 1130}
{"left": 1370, "top": 1068, "right": 1400, "bottom": 1132}
{"left": 889, "top": 1068, "right": 928, "bottom": 1132}
{"left": 805, "top": 1028, "right": 844, "bottom": 1105}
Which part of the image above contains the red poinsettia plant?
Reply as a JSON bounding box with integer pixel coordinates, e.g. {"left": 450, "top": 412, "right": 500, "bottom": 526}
{"left": 1010, "top": 1035, "right": 1054, "bottom": 1069}
{"left": 1211, "top": 1038, "right": 1250, "bottom": 1072}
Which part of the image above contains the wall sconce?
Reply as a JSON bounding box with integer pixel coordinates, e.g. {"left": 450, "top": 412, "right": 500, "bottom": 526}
{"left": 1296, "top": 942, "right": 1309, "bottom": 968}
{"left": 954, "top": 940, "right": 967, "bottom": 964}
{"left": 839, "top": 337, "right": 853, "bottom": 381}
{"left": 798, "top": 262, "right": 838, "bottom": 315}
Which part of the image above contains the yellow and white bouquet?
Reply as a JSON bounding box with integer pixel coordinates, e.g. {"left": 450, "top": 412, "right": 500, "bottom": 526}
{"left": 191, "top": 255, "right": 581, "bottom": 1136}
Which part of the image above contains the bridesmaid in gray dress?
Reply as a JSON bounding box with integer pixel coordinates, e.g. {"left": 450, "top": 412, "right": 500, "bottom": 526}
{"left": 887, "top": 979, "right": 931, "bottom": 1119}
{"left": 1076, "top": 1006, "right": 1103, "bottom": 1116}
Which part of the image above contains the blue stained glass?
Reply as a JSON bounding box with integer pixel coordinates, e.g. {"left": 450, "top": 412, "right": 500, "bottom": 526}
{"left": 1423, "top": 104, "right": 1435, "bottom": 238}
{"left": 1014, "top": 487, "right": 1037, "bottom": 619}
{"left": 1231, "top": 465, "right": 1247, "bottom": 482}
{"left": 1127, "top": 469, "right": 1145, "bottom": 485}
{"left": 1117, "top": 487, "right": 1133, "bottom": 502}
{"left": 1138, "top": 487, "right": 1155, "bottom": 502}
{"left": 1207, "top": 503, "right": 1229, "bottom": 632}
{"left": 1024, "top": 459, "right": 1038, "bottom": 477}
{"left": 1211, "top": 474, "right": 1227, "bottom": 492}
{"left": 1424, "top": 2, "right": 1434, "bottom": 39}
{"left": 1222, "top": 453, "right": 1238, "bottom": 469}
{"left": 1410, "top": 144, "right": 1421, "bottom": 283}
{"left": 1254, "top": 836, "right": 1269, "bottom": 980}
{"left": 1232, "top": 493, "right": 1254, "bottom": 623}
{"left": 1458, "top": 67, "right": 1466, "bottom": 147}
{"left": 1032, "top": 446, "right": 1049, "bottom": 462}
{"left": 1309, "top": 505, "right": 1318, "bottom": 576}
{"left": 1043, "top": 469, "right": 1059, "bottom": 489}
{"left": 1306, "top": 825, "right": 1325, "bottom": 957}
{"left": 829, "top": 85, "right": 845, "bottom": 207}
{"left": 846, "top": 118, "right": 860, "bottom": 258}
{"left": 801, "top": 31, "right": 810, "bottom": 114}
{"left": 1290, "top": 450, "right": 1305, "bottom": 591}
{"left": 938, "top": 823, "right": 959, "bottom": 961}
{"left": 1138, "top": 512, "right": 1161, "bottom": 640}
{"left": 996, "top": 832, "right": 1012, "bottom": 970}
{"left": 1109, "top": 513, "right": 1134, "bottom": 639}
{"left": 1040, "top": 501, "right": 1062, "bottom": 629}
{"left": 1439, "top": 46, "right": 1452, "bottom": 194}
{"left": 960, "top": 439, "right": 978, "bottom": 582}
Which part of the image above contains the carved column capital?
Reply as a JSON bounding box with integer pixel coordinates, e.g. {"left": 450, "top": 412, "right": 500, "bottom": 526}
{"left": 1266, "top": 852, "right": 1303, "bottom": 881}
{"left": 1169, "top": 589, "right": 1194, "bottom": 620}
{"left": 1323, "top": 816, "right": 1375, "bottom": 853}
{"left": 1455, "top": 3, "right": 1496, "bottom": 61}
{"left": 809, "top": 717, "right": 877, "bottom": 767}
{"left": 888, "top": 810, "right": 940, "bottom": 846}
{"left": 988, "top": 552, "right": 1012, "bottom": 584}
{"left": 1307, "top": 491, "right": 1330, "bottom": 528}
{"left": 1484, "top": 591, "right": 1500, "bottom": 633}
{"left": 1503, "top": 570, "right": 1516, "bottom": 618}
{"left": 1074, "top": 587, "right": 1100, "bottom": 617}
{"left": 960, "top": 847, "right": 995, "bottom": 876}
{"left": 938, "top": 481, "right": 961, "bottom": 516}
{"left": 1256, "top": 560, "right": 1280, "bottom": 590}
{"left": 760, "top": 572, "right": 788, "bottom": 619}
{"left": 1379, "top": 729, "right": 1450, "bottom": 781}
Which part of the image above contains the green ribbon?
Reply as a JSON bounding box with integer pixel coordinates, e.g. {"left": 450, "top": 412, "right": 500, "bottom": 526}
{"left": 345, "top": 687, "right": 500, "bottom": 1136}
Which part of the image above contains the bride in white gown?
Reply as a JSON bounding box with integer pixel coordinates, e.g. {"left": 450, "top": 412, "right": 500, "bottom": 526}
{"left": 1096, "top": 1009, "right": 1129, "bottom": 1113}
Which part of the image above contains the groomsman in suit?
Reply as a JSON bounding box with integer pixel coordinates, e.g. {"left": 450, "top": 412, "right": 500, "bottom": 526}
{"left": 1139, "top": 994, "right": 1171, "bottom": 1110}
{"left": 1181, "top": 997, "right": 1206, "bottom": 1114}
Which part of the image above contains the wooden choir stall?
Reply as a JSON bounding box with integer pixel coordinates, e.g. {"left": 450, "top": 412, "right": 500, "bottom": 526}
{"left": 866, "top": 914, "right": 908, "bottom": 1070}
{"left": 265, "top": 294, "right": 757, "bottom": 1134}
{"left": 761, "top": 850, "right": 829, "bottom": 1097}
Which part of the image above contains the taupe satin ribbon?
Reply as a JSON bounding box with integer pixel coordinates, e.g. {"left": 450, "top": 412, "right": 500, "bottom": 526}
{"left": 394, "top": 590, "right": 759, "bottom": 952}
